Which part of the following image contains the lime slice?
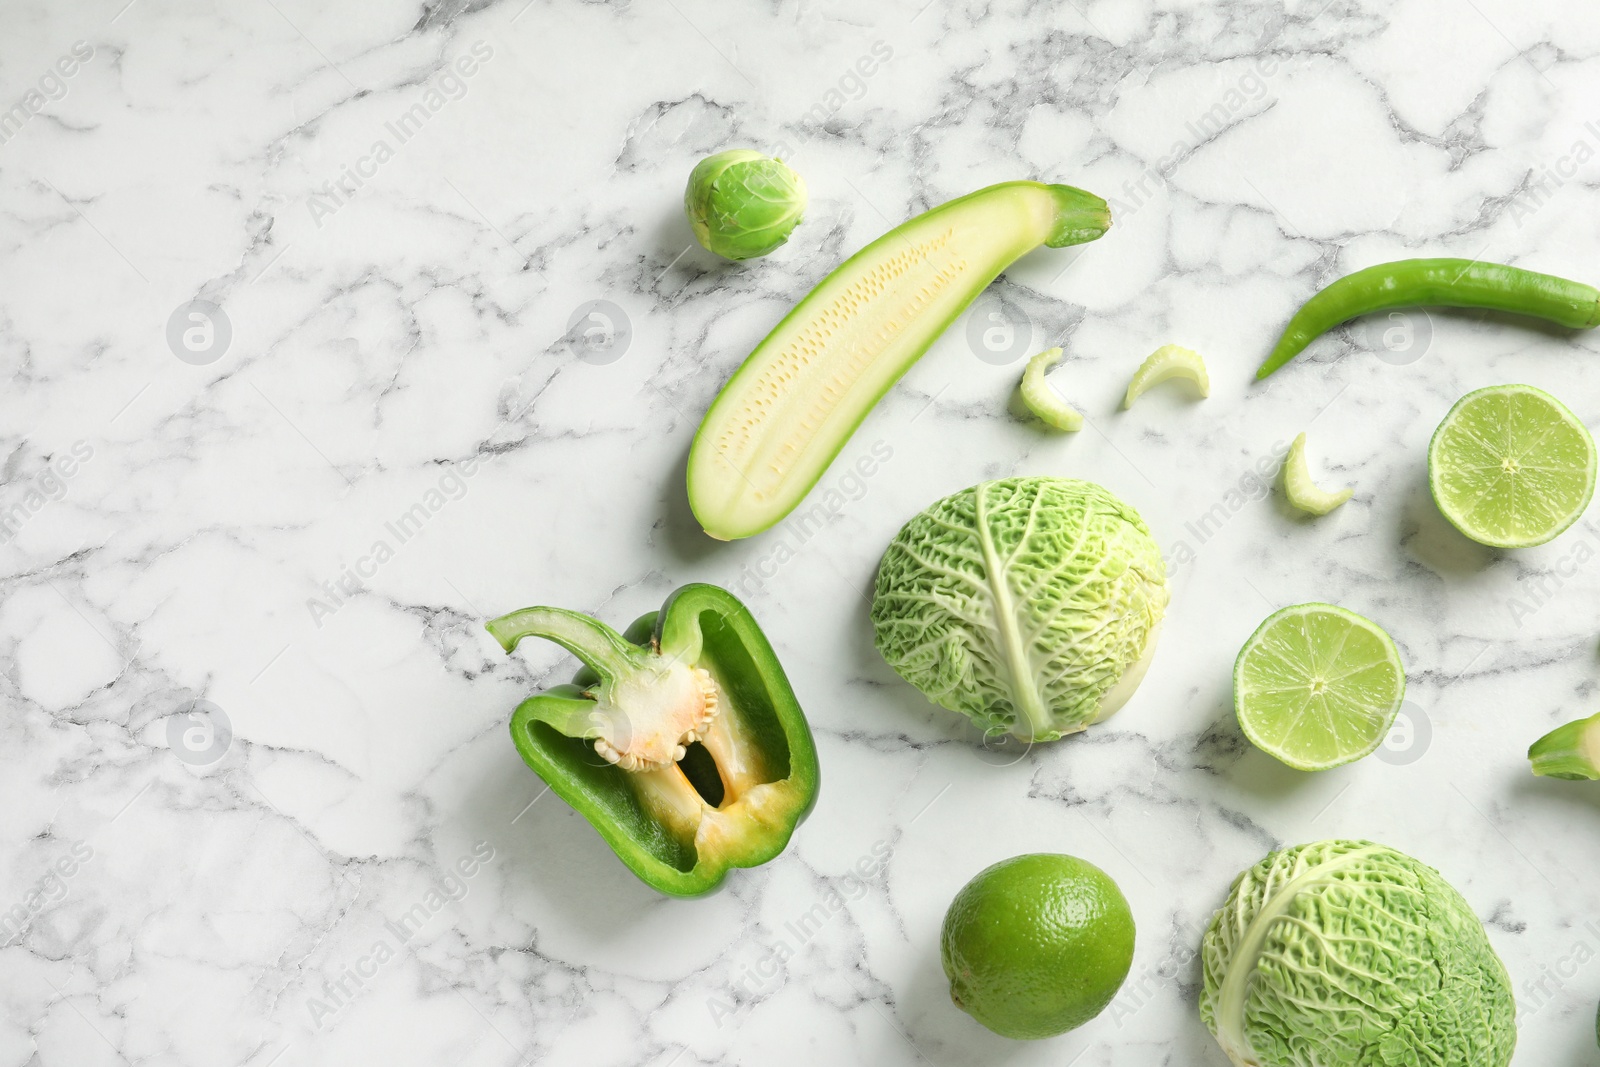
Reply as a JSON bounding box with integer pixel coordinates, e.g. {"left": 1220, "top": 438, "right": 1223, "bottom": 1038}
{"left": 1018, "top": 347, "right": 1082, "bottom": 431}
{"left": 1428, "top": 384, "right": 1596, "bottom": 548}
{"left": 1283, "top": 432, "right": 1352, "bottom": 515}
{"left": 1233, "top": 603, "right": 1406, "bottom": 771}
{"left": 1122, "top": 344, "right": 1209, "bottom": 408}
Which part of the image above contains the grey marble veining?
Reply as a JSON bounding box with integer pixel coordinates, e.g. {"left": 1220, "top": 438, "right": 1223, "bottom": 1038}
{"left": 3, "top": 1, "right": 1600, "bottom": 1064}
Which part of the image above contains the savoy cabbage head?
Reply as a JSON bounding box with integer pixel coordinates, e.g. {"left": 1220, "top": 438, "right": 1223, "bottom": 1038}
{"left": 1200, "top": 839, "right": 1516, "bottom": 1067}
{"left": 870, "top": 477, "right": 1167, "bottom": 741}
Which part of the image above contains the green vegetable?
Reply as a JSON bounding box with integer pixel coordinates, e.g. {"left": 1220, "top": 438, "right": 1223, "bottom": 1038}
{"left": 1122, "top": 344, "right": 1209, "bottom": 408}
{"left": 1528, "top": 710, "right": 1600, "bottom": 779}
{"left": 1018, "top": 347, "right": 1082, "bottom": 431}
{"left": 1429, "top": 384, "right": 1596, "bottom": 548}
{"left": 684, "top": 150, "right": 807, "bottom": 261}
{"left": 871, "top": 477, "right": 1167, "bottom": 742}
{"left": 486, "top": 583, "right": 820, "bottom": 897}
{"left": 688, "top": 180, "right": 1111, "bottom": 540}
{"left": 1282, "top": 432, "right": 1352, "bottom": 515}
{"left": 1255, "top": 258, "right": 1600, "bottom": 379}
{"left": 1201, "top": 839, "right": 1516, "bottom": 1067}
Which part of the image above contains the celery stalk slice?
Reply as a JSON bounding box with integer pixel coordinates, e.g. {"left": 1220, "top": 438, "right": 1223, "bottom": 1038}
{"left": 1122, "top": 344, "right": 1210, "bottom": 409}
{"left": 1019, "top": 347, "right": 1082, "bottom": 431}
{"left": 1283, "top": 432, "right": 1353, "bottom": 515}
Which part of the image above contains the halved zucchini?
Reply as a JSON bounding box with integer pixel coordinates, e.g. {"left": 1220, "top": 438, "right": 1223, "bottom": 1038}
{"left": 687, "top": 180, "right": 1111, "bottom": 540}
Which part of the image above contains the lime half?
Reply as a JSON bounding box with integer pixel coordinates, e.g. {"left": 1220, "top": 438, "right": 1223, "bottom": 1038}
{"left": 1428, "top": 384, "right": 1596, "bottom": 548}
{"left": 1234, "top": 603, "right": 1406, "bottom": 771}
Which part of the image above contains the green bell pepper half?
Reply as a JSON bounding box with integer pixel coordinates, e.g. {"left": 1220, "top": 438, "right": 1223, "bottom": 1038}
{"left": 486, "top": 583, "right": 820, "bottom": 897}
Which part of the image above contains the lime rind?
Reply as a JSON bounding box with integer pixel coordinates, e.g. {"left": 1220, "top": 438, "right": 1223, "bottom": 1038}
{"left": 1123, "top": 344, "right": 1210, "bottom": 409}
{"left": 1427, "top": 384, "right": 1597, "bottom": 549}
{"left": 941, "top": 853, "right": 1134, "bottom": 1039}
{"left": 1019, "top": 347, "right": 1083, "bottom": 431}
{"left": 1283, "top": 432, "right": 1353, "bottom": 515}
{"left": 1233, "top": 603, "right": 1406, "bottom": 772}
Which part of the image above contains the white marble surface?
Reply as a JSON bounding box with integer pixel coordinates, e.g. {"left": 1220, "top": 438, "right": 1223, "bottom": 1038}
{"left": 5, "top": 1, "right": 1600, "bottom": 1064}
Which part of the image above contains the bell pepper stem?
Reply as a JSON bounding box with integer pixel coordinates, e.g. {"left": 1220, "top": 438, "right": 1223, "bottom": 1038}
{"left": 490, "top": 604, "right": 719, "bottom": 771}
{"left": 487, "top": 606, "right": 648, "bottom": 687}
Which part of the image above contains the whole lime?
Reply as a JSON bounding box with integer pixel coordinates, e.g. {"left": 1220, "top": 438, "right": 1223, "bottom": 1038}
{"left": 940, "top": 853, "right": 1135, "bottom": 1039}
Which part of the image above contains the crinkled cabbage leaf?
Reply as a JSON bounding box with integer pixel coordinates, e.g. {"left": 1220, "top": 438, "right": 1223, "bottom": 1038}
{"left": 1201, "top": 839, "right": 1516, "bottom": 1067}
{"left": 870, "top": 477, "right": 1167, "bottom": 740}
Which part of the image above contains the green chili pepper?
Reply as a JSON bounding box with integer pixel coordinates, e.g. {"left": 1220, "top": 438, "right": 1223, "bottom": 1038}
{"left": 1255, "top": 258, "right": 1600, "bottom": 379}
{"left": 487, "top": 583, "right": 820, "bottom": 897}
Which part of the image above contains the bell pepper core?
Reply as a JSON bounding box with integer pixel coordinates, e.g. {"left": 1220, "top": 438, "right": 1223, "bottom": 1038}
{"left": 487, "top": 583, "right": 820, "bottom": 897}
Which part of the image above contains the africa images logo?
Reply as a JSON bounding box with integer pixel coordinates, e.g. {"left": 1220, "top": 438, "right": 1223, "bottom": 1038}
{"left": 563, "top": 299, "right": 632, "bottom": 365}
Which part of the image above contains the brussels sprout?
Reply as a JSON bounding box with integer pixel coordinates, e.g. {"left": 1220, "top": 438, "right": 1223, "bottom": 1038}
{"left": 684, "top": 150, "right": 807, "bottom": 260}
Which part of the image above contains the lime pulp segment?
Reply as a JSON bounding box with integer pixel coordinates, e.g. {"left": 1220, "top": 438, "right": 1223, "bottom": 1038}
{"left": 1233, "top": 603, "right": 1406, "bottom": 771}
{"left": 1428, "top": 384, "right": 1596, "bottom": 549}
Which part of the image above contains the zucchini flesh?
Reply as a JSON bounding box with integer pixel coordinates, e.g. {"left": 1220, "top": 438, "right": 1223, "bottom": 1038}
{"left": 687, "top": 180, "right": 1110, "bottom": 540}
